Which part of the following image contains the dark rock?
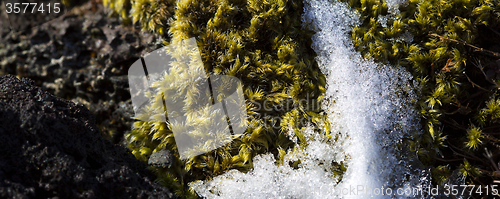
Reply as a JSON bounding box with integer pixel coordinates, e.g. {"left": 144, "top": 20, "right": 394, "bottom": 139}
{"left": 0, "top": 0, "right": 69, "bottom": 33}
{"left": 0, "top": 75, "right": 174, "bottom": 199}
{"left": 0, "top": 0, "right": 165, "bottom": 144}
{"left": 148, "top": 149, "right": 175, "bottom": 169}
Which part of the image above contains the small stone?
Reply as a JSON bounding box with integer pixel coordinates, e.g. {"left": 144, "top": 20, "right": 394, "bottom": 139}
{"left": 148, "top": 149, "right": 175, "bottom": 168}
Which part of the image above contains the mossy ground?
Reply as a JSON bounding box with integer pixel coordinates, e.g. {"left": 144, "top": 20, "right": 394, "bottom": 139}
{"left": 341, "top": 0, "right": 500, "bottom": 196}
{"left": 99, "top": 0, "right": 330, "bottom": 197}
{"left": 91, "top": 0, "right": 500, "bottom": 197}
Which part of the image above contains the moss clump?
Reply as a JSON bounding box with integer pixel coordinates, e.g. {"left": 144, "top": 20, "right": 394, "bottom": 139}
{"left": 103, "top": 0, "right": 132, "bottom": 23}
{"left": 103, "top": 0, "right": 176, "bottom": 34}
{"left": 105, "top": 0, "right": 330, "bottom": 197}
{"left": 342, "top": 0, "right": 500, "bottom": 195}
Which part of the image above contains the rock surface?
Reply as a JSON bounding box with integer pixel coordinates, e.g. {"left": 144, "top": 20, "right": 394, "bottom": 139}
{"left": 0, "top": 1, "right": 164, "bottom": 143}
{"left": 0, "top": 75, "right": 173, "bottom": 199}
{"left": 148, "top": 149, "right": 175, "bottom": 169}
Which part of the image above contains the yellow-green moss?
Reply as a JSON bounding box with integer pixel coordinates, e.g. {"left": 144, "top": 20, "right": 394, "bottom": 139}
{"left": 104, "top": 0, "right": 330, "bottom": 197}
{"left": 342, "top": 0, "right": 500, "bottom": 194}
{"left": 103, "top": 0, "right": 176, "bottom": 34}
{"left": 100, "top": 0, "right": 500, "bottom": 196}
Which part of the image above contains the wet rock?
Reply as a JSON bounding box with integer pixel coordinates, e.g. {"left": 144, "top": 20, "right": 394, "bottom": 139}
{"left": 0, "top": 75, "right": 173, "bottom": 199}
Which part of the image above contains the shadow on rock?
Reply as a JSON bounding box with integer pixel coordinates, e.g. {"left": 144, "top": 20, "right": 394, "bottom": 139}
{"left": 0, "top": 75, "right": 173, "bottom": 199}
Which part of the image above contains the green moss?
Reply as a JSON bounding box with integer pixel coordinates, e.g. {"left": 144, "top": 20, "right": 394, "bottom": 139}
{"left": 103, "top": 0, "right": 176, "bottom": 34}
{"left": 477, "top": 97, "right": 500, "bottom": 125}
{"left": 104, "top": 0, "right": 330, "bottom": 197}
{"left": 465, "top": 126, "right": 483, "bottom": 150}
{"left": 103, "top": 0, "right": 132, "bottom": 23}
{"left": 98, "top": 0, "right": 500, "bottom": 196}
{"left": 342, "top": 0, "right": 500, "bottom": 193}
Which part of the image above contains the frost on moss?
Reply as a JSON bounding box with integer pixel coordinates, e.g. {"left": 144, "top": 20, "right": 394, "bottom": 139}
{"left": 109, "top": 0, "right": 329, "bottom": 197}
{"left": 342, "top": 0, "right": 500, "bottom": 194}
